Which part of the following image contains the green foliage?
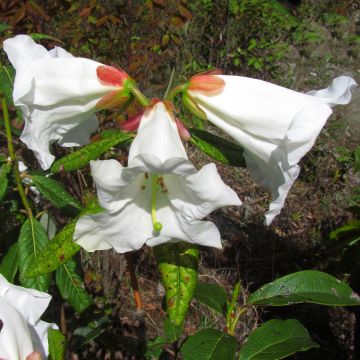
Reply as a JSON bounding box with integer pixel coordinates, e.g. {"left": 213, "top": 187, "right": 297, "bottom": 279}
{"left": 181, "top": 328, "right": 237, "bottom": 360}
{"left": 31, "top": 174, "right": 83, "bottom": 211}
{"left": 190, "top": 128, "right": 246, "bottom": 167}
{"left": 18, "top": 218, "right": 51, "bottom": 291}
{"left": 48, "top": 329, "right": 67, "bottom": 360}
{"left": 50, "top": 130, "right": 133, "bottom": 173}
{"left": 0, "top": 65, "right": 15, "bottom": 106}
{"left": 239, "top": 319, "right": 319, "bottom": 360}
{"left": 26, "top": 200, "right": 103, "bottom": 277}
{"left": 0, "top": 242, "right": 18, "bottom": 282}
{"left": 154, "top": 242, "right": 199, "bottom": 326}
{"left": 193, "top": 281, "right": 228, "bottom": 315}
{"left": 247, "top": 270, "right": 360, "bottom": 306}
{"left": 56, "top": 257, "right": 92, "bottom": 313}
{"left": 0, "top": 161, "right": 11, "bottom": 203}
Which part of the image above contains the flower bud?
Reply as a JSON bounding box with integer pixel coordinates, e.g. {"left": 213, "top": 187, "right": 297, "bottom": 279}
{"left": 120, "top": 112, "right": 143, "bottom": 132}
{"left": 97, "top": 65, "right": 130, "bottom": 87}
{"left": 188, "top": 74, "right": 225, "bottom": 95}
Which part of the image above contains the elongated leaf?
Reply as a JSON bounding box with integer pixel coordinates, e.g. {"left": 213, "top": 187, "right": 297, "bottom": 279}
{"left": 239, "top": 319, "right": 318, "bottom": 360}
{"left": 164, "top": 317, "right": 183, "bottom": 342}
{"left": 50, "top": 130, "right": 133, "bottom": 173}
{"left": 72, "top": 316, "right": 110, "bottom": 347}
{"left": 48, "top": 328, "right": 67, "bottom": 360}
{"left": 26, "top": 200, "right": 103, "bottom": 277}
{"left": 146, "top": 336, "right": 168, "bottom": 359}
{"left": 181, "top": 329, "right": 237, "bottom": 360}
{"left": 194, "top": 281, "right": 228, "bottom": 315}
{"left": 0, "top": 65, "right": 15, "bottom": 105}
{"left": 0, "top": 162, "right": 11, "bottom": 203}
{"left": 56, "top": 258, "right": 92, "bottom": 313}
{"left": 190, "top": 128, "right": 246, "bottom": 167}
{"left": 18, "top": 218, "right": 51, "bottom": 291}
{"left": 0, "top": 242, "right": 19, "bottom": 282}
{"left": 30, "top": 33, "right": 64, "bottom": 44}
{"left": 248, "top": 270, "right": 360, "bottom": 306}
{"left": 31, "top": 174, "right": 82, "bottom": 210}
{"left": 154, "top": 242, "right": 199, "bottom": 326}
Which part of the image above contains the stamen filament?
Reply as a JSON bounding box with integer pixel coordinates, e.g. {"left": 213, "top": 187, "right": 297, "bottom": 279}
{"left": 151, "top": 174, "right": 162, "bottom": 232}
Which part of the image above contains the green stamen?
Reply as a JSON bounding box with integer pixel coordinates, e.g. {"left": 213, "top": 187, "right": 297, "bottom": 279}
{"left": 151, "top": 174, "right": 163, "bottom": 232}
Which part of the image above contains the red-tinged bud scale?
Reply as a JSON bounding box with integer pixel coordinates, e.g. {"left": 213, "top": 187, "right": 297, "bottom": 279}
{"left": 97, "top": 65, "right": 130, "bottom": 87}
{"left": 120, "top": 112, "right": 143, "bottom": 132}
{"left": 96, "top": 90, "right": 129, "bottom": 110}
{"left": 188, "top": 74, "right": 225, "bottom": 95}
{"left": 175, "top": 117, "right": 191, "bottom": 141}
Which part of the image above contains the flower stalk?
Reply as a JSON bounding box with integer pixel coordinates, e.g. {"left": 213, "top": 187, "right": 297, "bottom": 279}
{"left": 2, "top": 97, "right": 33, "bottom": 218}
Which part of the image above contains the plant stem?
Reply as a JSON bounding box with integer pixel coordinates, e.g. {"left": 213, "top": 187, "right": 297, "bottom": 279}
{"left": 2, "top": 97, "right": 33, "bottom": 218}
{"left": 130, "top": 87, "right": 150, "bottom": 107}
{"left": 125, "top": 252, "right": 143, "bottom": 311}
{"left": 166, "top": 83, "right": 188, "bottom": 101}
{"left": 164, "top": 67, "right": 176, "bottom": 99}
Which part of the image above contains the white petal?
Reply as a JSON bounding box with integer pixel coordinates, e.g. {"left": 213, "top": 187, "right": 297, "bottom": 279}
{"left": 0, "top": 274, "right": 55, "bottom": 359}
{"left": 190, "top": 75, "right": 357, "bottom": 224}
{"left": 3, "top": 35, "right": 116, "bottom": 169}
{"left": 166, "top": 163, "right": 241, "bottom": 221}
{"left": 129, "top": 102, "right": 188, "bottom": 165}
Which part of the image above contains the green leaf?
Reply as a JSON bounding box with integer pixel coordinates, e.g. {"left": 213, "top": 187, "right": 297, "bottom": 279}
{"left": 56, "top": 258, "right": 92, "bottom": 313}
{"left": 50, "top": 130, "right": 133, "bottom": 173}
{"left": 154, "top": 242, "right": 199, "bottom": 326}
{"left": 194, "top": 281, "right": 228, "bottom": 315}
{"left": 26, "top": 200, "right": 103, "bottom": 277}
{"left": 30, "top": 33, "right": 64, "bottom": 44}
{"left": 145, "top": 336, "right": 168, "bottom": 359}
{"left": 248, "top": 270, "right": 360, "bottom": 306}
{"left": 0, "top": 162, "right": 11, "bottom": 203}
{"left": 0, "top": 242, "right": 19, "bottom": 282}
{"left": 18, "top": 218, "right": 51, "bottom": 291}
{"left": 239, "top": 319, "right": 319, "bottom": 360}
{"left": 31, "top": 174, "right": 82, "bottom": 210}
{"left": 73, "top": 316, "right": 110, "bottom": 347}
{"left": 164, "top": 317, "right": 183, "bottom": 342}
{"left": 181, "top": 329, "right": 237, "bottom": 360}
{"left": 0, "top": 65, "right": 15, "bottom": 105}
{"left": 48, "top": 328, "right": 67, "bottom": 360}
{"left": 190, "top": 128, "right": 246, "bottom": 167}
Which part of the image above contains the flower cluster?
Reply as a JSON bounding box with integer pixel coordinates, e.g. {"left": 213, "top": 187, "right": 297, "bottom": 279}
{"left": 3, "top": 34, "right": 357, "bottom": 246}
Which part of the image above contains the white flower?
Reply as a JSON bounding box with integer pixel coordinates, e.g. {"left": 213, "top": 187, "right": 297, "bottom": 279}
{"left": 187, "top": 75, "right": 357, "bottom": 224}
{"left": 3, "top": 35, "right": 131, "bottom": 170}
{"left": 0, "top": 274, "right": 56, "bottom": 360}
{"left": 74, "top": 101, "right": 241, "bottom": 252}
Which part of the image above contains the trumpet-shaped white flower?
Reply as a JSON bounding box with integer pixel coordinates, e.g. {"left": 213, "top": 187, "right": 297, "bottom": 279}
{"left": 3, "top": 35, "right": 131, "bottom": 170}
{"left": 0, "top": 274, "right": 56, "bottom": 360}
{"left": 187, "top": 75, "right": 357, "bottom": 224}
{"left": 74, "top": 102, "right": 241, "bottom": 252}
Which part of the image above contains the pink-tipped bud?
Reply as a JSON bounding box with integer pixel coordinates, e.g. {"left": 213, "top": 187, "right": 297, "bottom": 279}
{"left": 175, "top": 118, "right": 191, "bottom": 141}
{"left": 97, "top": 65, "right": 130, "bottom": 87}
{"left": 120, "top": 112, "right": 143, "bottom": 132}
{"left": 188, "top": 74, "right": 225, "bottom": 95}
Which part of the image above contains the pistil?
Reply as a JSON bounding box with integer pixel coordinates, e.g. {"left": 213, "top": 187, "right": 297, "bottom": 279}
{"left": 151, "top": 174, "right": 163, "bottom": 232}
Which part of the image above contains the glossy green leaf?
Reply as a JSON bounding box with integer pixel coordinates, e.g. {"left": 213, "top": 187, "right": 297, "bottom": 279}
{"left": 248, "top": 270, "right": 360, "bottom": 306}
{"left": 50, "top": 130, "right": 133, "bottom": 173}
{"left": 30, "top": 33, "right": 64, "bottom": 44}
{"left": 0, "top": 242, "right": 19, "bottom": 282}
{"left": 31, "top": 174, "right": 82, "bottom": 210}
{"left": 18, "top": 218, "right": 51, "bottom": 291}
{"left": 154, "top": 242, "right": 199, "bottom": 326}
{"left": 48, "top": 328, "right": 67, "bottom": 360}
{"left": 181, "top": 329, "right": 237, "bottom": 360}
{"left": 26, "top": 200, "right": 103, "bottom": 277}
{"left": 0, "top": 162, "right": 11, "bottom": 203}
{"left": 72, "top": 316, "right": 110, "bottom": 347}
{"left": 56, "top": 258, "right": 92, "bottom": 313}
{"left": 190, "top": 128, "right": 246, "bottom": 167}
{"left": 145, "top": 336, "right": 168, "bottom": 359}
{"left": 239, "top": 319, "right": 318, "bottom": 360}
{"left": 194, "top": 281, "right": 228, "bottom": 315}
